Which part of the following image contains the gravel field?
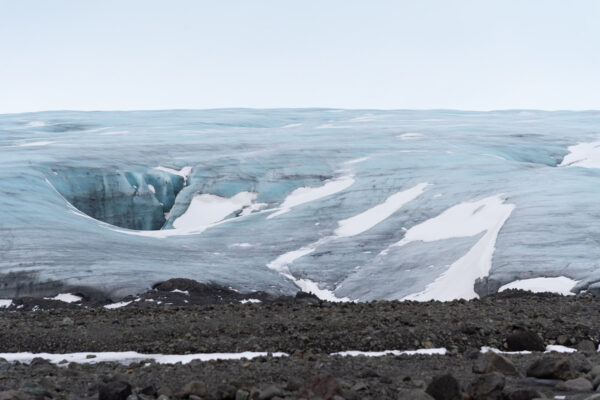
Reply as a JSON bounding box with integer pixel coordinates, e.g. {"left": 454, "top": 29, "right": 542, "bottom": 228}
{"left": 1, "top": 280, "right": 599, "bottom": 399}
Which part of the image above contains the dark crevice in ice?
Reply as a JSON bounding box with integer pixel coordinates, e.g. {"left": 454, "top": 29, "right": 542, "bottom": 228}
{"left": 47, "top": 167, "right": 190, "bottom": 231}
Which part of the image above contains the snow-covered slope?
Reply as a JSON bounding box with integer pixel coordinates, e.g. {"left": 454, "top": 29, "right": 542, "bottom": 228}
{"left": 1, "top": 109, "right": 599, "bottom": 300}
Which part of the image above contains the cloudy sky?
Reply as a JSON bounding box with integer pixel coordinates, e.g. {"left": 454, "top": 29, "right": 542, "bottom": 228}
{"left": 1, "top": 0, "right": 599, "bottom": 113}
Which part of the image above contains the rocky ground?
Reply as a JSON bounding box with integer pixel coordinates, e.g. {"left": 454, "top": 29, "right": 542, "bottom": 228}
{"left": 0, "top": 279, "right": 600, "bottom": 399}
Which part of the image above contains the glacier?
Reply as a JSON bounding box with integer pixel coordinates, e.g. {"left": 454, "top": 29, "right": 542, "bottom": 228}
{"left": 1, "top": 109, "right": 600, "bottom": 300}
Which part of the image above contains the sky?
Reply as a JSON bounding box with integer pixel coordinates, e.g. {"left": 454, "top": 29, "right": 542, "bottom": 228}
{"left": 1, "top": 0, "right": 599, "bottom": 113}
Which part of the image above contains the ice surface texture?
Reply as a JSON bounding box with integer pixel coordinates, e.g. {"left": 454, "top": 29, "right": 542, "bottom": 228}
{"left": 1, "top": 109, "right": 599, "bottom": 300}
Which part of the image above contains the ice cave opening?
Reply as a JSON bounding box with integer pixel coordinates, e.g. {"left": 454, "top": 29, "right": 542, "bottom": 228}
{"left": 46, "top": 167, "right": 186, "bottom": 231}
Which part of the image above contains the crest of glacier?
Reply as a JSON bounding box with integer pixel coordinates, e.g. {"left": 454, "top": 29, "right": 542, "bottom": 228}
{"left": 1, "top": 109, "right": 600, "bottom": 300}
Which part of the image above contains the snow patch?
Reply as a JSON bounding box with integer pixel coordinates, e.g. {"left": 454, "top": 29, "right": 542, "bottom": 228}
{"left": 335, "top": 183, "right": 429, "bottom": 237}
{"left": 267, "top": 183, "right": 428, "bottom": 302}
{"left": 239, "top": 202, "right": 268, "bottom": 216}
{"left": 148, "top": 184, "right": 156, "bottom": 194}
{"left": 104, "top": 301, "right": 132, "bottom": 309}
{"left": 268, "top": 177, "right": 354, "bottom": 219}
{"left": 267, "top": 245, "right": 321, "bottom": 273}
{"left": 481, "top": 347, "right": 532, "bottom": 355}
{"left": 293, "top": 277, "right": 350, "bottom": 303}
{"left": 481, "top": 345, "right": 577, "bottom": 355}
{"left": 171, "top": 289, "right": 189, "bottom": 295}
{"left": 0, "top": 351, "right": 288, "bottom": 365}
{"left": 332, "top": 348, "right": 447, "bottom": 357}
{"left": 45, "top": 293, "right": 82, "bottom": 303}
{"left": 499, "top": 276, "right": 578, "bottom": 296}
{"left": 240, "top": 299, "right": 261, "bottom": 304}
{"left": 399, "top": 195, "right": 515, "bottom": 301}
{"left": 173, "top": 192, "right": 256, "bottom": 233}
{"left": 559, "top": 141, "right": 600, "bottom": 169}
{"left": 545, "top": 345, "right": 577, "bottom": 353}
{"left": 266, "top": 239, "right": 350, "bottom": 302}
{"left": 0, "top": 300, "right": 12, "bottom": 308}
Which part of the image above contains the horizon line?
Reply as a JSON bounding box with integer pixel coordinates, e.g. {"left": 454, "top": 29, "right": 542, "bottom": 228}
{"left": 2, "top": 107, "right": 600, "bottom": 116}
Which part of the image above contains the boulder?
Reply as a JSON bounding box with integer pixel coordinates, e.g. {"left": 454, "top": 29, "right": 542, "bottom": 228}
{"left": 425, "top": 374, "right": 462, "bottom": 400}
{"left": 176, "top": 380, "right": 207, "bottom": 398}
{"left": 556, "top": 377, "right": 593, "bottom": 392}
{"left": 304, "top": 375, "right": 341, "bottom": 399}
{"left": 577, "top": 340, "right": 597, "bottom": 354}
{"left": 98, "top": 381, "right": 132, "bottom": 400}
{"left": 235, "top": 389, "right": 250, "bottom": 400}
{"left": 258, "top": 385, "right": 284, "bottom": 400}
{"left": 473, "top": 352, "right": 519, "bottom": 376}
{"left": 503, "top": 388, "right": 543, "bottom": 400}
{"left": 468, "top": 372, "right": 505, "bottom": 400}
{"left": 526, "top": 356, "right": 573, "bottom": 380}
{"left": 0, "top": 391, "right": 30, "bottom": 400}
{"left": 397, "top": 389, "right": 435, "bottom": 399}
{"left": 506, "top": 330, "right": 545, "bottom": 351}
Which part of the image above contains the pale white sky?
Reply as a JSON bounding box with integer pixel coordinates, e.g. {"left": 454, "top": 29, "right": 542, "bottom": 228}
{"left": 1, "top": 0, "right": 599, "bottom": 113}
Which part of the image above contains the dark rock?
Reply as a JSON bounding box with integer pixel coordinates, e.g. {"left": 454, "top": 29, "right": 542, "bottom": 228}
{"left": 557, "top": 334, "right": 569, "bottom": 345}
{"left": 519, "top": 377, "right": 562, "bottom": 387}
{"left": 19, "top": 380, "right": 49, "bottom": 399}
{"left": 0, "top": 390, "right": 30, "bottom": 400}
{"left": 285, "top": 377, "right": 303, "bottom": 391}
{"left": 506, "top": 330, "right": 545, "bottom": 351}
{"left": 463, "top": 348, "right": 480, "bottom": 360}
{"left": 295, "top": 291, "right": 320, "bottom": 302}
{"left": 556, "top": 377, "right": 593, "bottom": 392}
{"left": 305, "top": 375, "right": 341, "bottom": 399}
{"left": 258, "top": 385, "right": 284, "bottom": 400}
{"left": 572, "top": 354, "right": 593, "bottom": 373}
{"left": 503, "top": 389, "right": 543, "bottom": 400}
{"left": 156, "top": 387, "right": 172, "bottom": 397}
{"left": 350, "top": 382, "right": 368, "bottom": 391}
{"left": 425, "top": 374, "right": 461, "bottom": 400}
{"left": 472, "top": 352, "right": 519, "bottom": 376}
{"left": 397, "top": 389, "right": 435, "bottom": 399}
{"left": 577, "top": 340, "right": 597, "bottom": 354}
{"left": 235, "top": 389, "right": 250, "bottom": 400}
{"left": 340, "top": 388, "right": 360, "bottom": 400}
{"left": 526, "top": 356, "right": 573, "bottom": 380}
{"left": 468, "top": 372, "right": 504, "bottom": 400}
{"left": 216, "top": 384, "right": 237, "bottom": 399}
{"left": 139, "top": 385, "right": 156, "bottom": 396}
{"left": 98, "top": 381, "right": 132, "bottom": 400}
{"left": 29, "top": 357, "right": 51, "bottom": 368}
{"left": 177, "top": 380, "right": 207, "bottom": 398}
